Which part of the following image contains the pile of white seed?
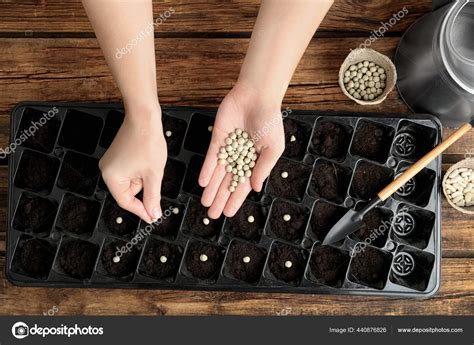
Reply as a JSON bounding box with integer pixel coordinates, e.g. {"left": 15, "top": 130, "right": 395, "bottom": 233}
{"left": 445, "top": 167, "right": 474, "bottom": 208}
{"left": 217, "top": 128, "right": 258, "bottom": 192}
{"left": 343, "top": 61, "right": 386, "bottom": 101}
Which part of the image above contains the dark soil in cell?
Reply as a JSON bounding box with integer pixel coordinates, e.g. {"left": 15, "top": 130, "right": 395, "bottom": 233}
{"left": 351, "top": 121, "right": 393, "bottom": 163}
{"left": 13, "top": 194, "right": 57, "bottom": 234}
{"left": 152, "top": 199, "right": 183, "bottom": 239}
{"left": 228, "top": 201, "right": 266, "bottom": 241}
{"left": 268, "top": 200, "right": 309, "bottom": 242}
{"left": 101, "top": 240, "right": 140, "bottom": 278}
{"left": 354, "top": 208, "right": 391, "bottom": 247}
{"left": 349, "top": 245, "right": 392, "bottom": 289}
{"left": 309, "top": 160, "right": 351, "bottom": 203}
{"left": 162, "top": 158, "right": 186, "bottom": 199}
{"left": 57, "top": 151, "right": 100, "bottom": 196}
{"left": 58, "top": 109, "right": 103, "bottom": 154}
{"left": 102, "top": 197, "right": 139, "bottom": 237}
{"left": 17, "top": 237, "right": 55, "bottom": 279}
{"left": 183, "top": 113, "right": 214, "bottom": 155}
{"left": 185, "top": 199, "right": 223, "bottom": 239}
{"left": 58, "top": 239, "right": 99, "bottom": 279}
{"left": 311, "top": 121, "right": 351, "bottom": 161}
{"left": 13, "top": 194, "right": 58, "bottom": 234}
{"left": 225, "top": 241, "right": 266, "bottom": 284}
{"left": 267, "top": 159, "right": 312, "bottom": 202}
{"left": 351, "top": 161, "right": 393, "bottom": 200}
{"left": 14, "top": 150, "right": 59, "bottom": 193}
{"left": 163, "top": 115, "right": 187, "bottom": 156}
{"left": 185, "top": 241, "right": 223, "bottom": 280}
{"left": 283, "top": 118, "right": 311, "bottom": 160}
{"left": 17, "top": 107, "right": 60, "bottom": 153}
{"left": 141, "top": 240, "right": 182, "bottom": 280}
{"left": 183, "top": 155, "right": 204, "bottom": 196}
{"left": 59, "top": 194, "right": 100, "bottom": 236}
{"left": 99, "top": 110, "right": 124, "bottom": 148}
{"left": 309, "top": 201, "right": 347, "bottom": 242}
{"left": 268, "top": 243, "right": 306, "bottom": 284}
{"left": 309, "top": 245, "right": 350, "bottom": 287}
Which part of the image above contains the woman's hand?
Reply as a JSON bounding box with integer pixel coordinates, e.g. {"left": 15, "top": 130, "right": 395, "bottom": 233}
{"left": 199, "top": 82, "right": 285, "bottom": 218}
{"left": 99, "top": 105, "right": 167, "bottom": 224}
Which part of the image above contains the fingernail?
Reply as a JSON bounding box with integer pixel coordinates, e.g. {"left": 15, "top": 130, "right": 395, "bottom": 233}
{"left": 152, "top": 207, "right": 162, "bottom": 222}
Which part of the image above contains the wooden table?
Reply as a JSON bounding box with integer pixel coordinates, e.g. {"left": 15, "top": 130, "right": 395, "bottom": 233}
{"left": 0, "top": 0, "right": 472, "bottom": 316}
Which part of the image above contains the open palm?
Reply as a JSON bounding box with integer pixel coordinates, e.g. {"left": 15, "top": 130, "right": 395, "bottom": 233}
{"left": 199, "top": 83, "right": 285, "bottom": 218}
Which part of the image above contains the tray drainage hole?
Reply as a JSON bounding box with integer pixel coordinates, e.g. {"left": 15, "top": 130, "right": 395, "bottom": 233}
{"left": 387, "top": 157, "right": 398, "bottom": 169}
{"left": 395, "top": 173, "right": 416, "bottom": 197}
{"left": 392, "top": 252, "right": 415, "bottom": 277}
{"left": 394, "top": 132, "right": 416, "bottom": 158}
{"left": 393, "top": 212, "right": 416, "bottom": 237}
{"left": 54, "top": 147, "right": 64, "bottom": 158}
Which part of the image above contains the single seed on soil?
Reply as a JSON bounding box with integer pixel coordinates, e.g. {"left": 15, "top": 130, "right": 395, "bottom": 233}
{"left": 165, "top": 130, "right": 172, "bottom": 137}
{"left": 281, "top": 171, "right": 289, "bottom": 179}
{"left": 199, "top": 254, "right": 208, "bottom": 262}
{"left": 290, "top": 135, "right": 296, "bottom": 142}
{"left": 113, "top": 256, "right": 120, "bottom": 263}
{"left": 284, "top": 260, "right": 293, "bottom": 268}
{"left": 115, "top": 217, "right": 123, "bottom": 224}
{"left": 247, "top": 215, "right": 255, "bottom": 223}
{"left": 242, "top": 256, "right": 251, "bottom": 264}
{"left": 172, "top": 207, "right": 180, "bottom": 214}
{"left": 283, "top": 214, "right": 291, "bottom": 222}
{"left": 202, "top": 217, "right": 210, "bottom": 226}
{"left": 160, "top": 255, "right": 168, "bottom": 264}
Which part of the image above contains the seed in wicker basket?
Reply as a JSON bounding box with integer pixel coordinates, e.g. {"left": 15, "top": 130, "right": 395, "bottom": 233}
{"left": 445, "top": 167, "right": 474, "bottom": 207}
{"left": 343, "top": 61, "right": 386, "bottom": 101}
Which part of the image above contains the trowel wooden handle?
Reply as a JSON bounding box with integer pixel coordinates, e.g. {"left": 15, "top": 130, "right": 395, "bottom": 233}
{"left": 378, "top": 122, "right": 472, "bottom": 201}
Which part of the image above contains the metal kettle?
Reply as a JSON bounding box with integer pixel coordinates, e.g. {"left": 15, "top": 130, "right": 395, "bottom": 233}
{"left": 395, "top": 0, "right": 474, "bottom": 127}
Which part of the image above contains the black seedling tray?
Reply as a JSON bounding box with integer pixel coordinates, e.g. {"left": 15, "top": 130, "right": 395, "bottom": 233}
{"left": 6, "top": 102, "right": 442, "bottom": 297}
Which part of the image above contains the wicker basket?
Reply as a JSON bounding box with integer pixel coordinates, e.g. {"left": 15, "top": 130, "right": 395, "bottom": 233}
{"left": 442, "top": 158, "right": 474, "bottom": 215}
{"left": 338, "top": 48, "right": 397, "bottom": 105}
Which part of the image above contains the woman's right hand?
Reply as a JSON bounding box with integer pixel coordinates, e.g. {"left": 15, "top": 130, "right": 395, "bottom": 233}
{"left": 99, "top": 104, "right": 167, "bottom": 224}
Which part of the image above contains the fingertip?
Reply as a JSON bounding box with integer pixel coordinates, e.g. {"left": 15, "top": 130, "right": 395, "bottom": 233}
{"left": 251, "top": 177, "right": 262, "bottom": 193}
{"left": 207, "top": 209, "right": 221, "bottom": 220}
{"left": 200, "top": 195, "right": 212, "bottom": 208}
{"left": 223, "top": 208, "right": 237, "bottom": 218}
{"left": 198, "top": 176, "right": 209, "bottom": 188}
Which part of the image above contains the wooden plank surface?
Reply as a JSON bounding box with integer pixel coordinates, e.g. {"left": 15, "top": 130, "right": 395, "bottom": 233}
{"left": 0, "top": 258, "right": 472, "bottom": 315}
{"left": 0, "top": 0, "right": 430, "bottom": 35}
{"left": 0, "top": 37, "right": 407, "bottom": 114}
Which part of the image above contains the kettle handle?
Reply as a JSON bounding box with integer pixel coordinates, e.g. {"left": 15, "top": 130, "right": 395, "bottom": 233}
{"left": 433, "top": 0, "right": 455, "bottom": 10}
